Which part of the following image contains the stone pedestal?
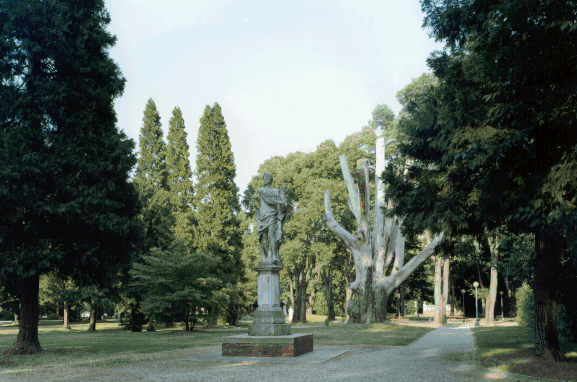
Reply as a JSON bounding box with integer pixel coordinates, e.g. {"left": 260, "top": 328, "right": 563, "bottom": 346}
{"left": 222, "top": 333, "right": 313, "bottom": 357}
{"left": 247, "top": 261, "right": 291, "bottom": 336}
{"left": 223, "top": 260, "right": 313, "bottom": 357}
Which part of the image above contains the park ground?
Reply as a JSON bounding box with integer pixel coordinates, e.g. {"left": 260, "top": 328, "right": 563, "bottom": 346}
{"left": 0, "top": 315, "right": 576, "bottom": 381}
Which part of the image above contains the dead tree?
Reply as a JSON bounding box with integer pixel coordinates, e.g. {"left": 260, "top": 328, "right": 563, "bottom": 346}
{"left": 323, "top": 138, "right": 444, "bottom": 323}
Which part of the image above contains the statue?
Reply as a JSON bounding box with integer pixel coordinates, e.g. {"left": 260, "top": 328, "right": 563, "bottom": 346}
{"left": 255, "top": 173, "right": 289, "bottom": 262}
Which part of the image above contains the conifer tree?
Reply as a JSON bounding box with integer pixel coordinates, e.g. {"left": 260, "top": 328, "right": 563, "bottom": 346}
{"left": 166, "top": 107, "right": 195, "bottom": 242}
{"left": 193, "top": 103, "right": 244, "bottom": 324}
{"left": 0, "top": 0, "right": 140, "bottom": 354}
{"left": 134, "top": 99, "right": 168, "bottom": 200}
{"left": 134, "top": 99, "right": 173, "bottom": 250}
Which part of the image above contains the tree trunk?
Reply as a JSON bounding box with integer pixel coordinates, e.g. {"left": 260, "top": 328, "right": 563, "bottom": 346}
{"left": 442, "top": 257, "right": 450, "bottom": 322}
{"left": 206, "top": 305, "right": 216, "bottom": 329}
{"left": 9, "top": 274, "right": 42, "bottom": 355}
{"left": 504, "top": 274, "right": 516, "bottom": 318}
{"left": 306, "top": 290, "right": 315, "bottom": 316}
{"left": 450, "top": 274, "right": 455, "bottom": 316}
{"left": 289, "top": 279, "right": 295, "bottom": 314}
{"left": 292, "top": 270, "right": 300, "bottom": 323}
{"left": 300, "top": 273, "right": 307, "bottom": 324}
{"left": 400, "top": 286, "right": 405, "bottom": 317}
{"left": 324, "top": 144, "right": 444, "bottom": 325}
{"left": 533, "top": 228, "right": 565, "bottom": 362}
{"left": 434, "top": 256, "right": 443, "bottom": 324}
{"left": 88, "top": 302, "right": 96, "bottom": 332}
{"left": 476, "top": 257, "right": 485, "bottom": 288}
{"left": 485, "top": 233, "right": 499, "bottom": 325}
{"left": 147, "top": 321, "right": 156, "bottom": 332}
{"left": 345, "top": 286, "right": 352, "bottom": 322}
{"left": 63, "top": 302, "right": 71, "bottom": 331}
{"left": 396, "top": 291, "right": 401, "bottom": 318}
{"left": 321, "top": 267, "right": 336, "bottom": 321}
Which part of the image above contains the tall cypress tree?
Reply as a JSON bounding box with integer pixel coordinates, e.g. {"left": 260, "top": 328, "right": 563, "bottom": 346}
{"left": 166, "top": 106, "right": 195, "bottom": 242}
{"left": 193, "top": 103, "right": 243, "bottom": 286}
{"left": 134, "top": 99, "right": 173, "bottom": 250}
{"left": 0, "top": 0, "right": 140, "bottom": 354}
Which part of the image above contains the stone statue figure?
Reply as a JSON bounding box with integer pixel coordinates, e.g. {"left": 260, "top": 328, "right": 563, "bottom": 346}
{"left": 255, "top": 173, "right": 289, "bottom": 262}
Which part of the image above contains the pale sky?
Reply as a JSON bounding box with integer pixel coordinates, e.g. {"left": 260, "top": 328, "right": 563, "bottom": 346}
{"left": 105, "top": 0, "right": 443, "bottom": 195}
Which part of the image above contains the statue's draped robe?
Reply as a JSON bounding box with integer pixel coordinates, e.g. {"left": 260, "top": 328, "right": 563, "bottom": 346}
{"left": 256, "top": 186, "right": 285, "bottom": 261}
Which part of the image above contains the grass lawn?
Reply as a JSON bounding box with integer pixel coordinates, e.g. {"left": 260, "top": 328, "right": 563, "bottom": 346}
{"left": 440, "top": 323, "right": 577, "bottom": 381}
{"left": 0, "top": 316, "right": 433, "bottom": 374}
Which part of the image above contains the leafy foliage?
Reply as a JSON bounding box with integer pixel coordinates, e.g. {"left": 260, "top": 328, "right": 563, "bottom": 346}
{"left": 130, "top": 241, "right": 223, "bottom": 331}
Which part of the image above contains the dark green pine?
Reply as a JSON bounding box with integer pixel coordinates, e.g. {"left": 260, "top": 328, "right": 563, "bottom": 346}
{"left": 134, "top": 99, "right": 173, "bottom": 251}
{"left": 134, "top": 99, "right": 168, "bottom": 199}
{"left": 193, "top": 103, "right": 243, "bottom": 285}
{"left": 0, "top": 0, "right": 140, "bottom": 354}
{"left": 166, "top": 106, "right": 195, "bottom": 242}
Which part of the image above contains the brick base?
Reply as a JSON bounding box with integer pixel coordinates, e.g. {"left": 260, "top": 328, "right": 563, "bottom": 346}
{"left": 222, "top": 333, "right": 313, "bottom": 357}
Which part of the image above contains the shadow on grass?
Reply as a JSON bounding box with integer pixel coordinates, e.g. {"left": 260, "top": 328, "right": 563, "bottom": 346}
{"left": 440, "top": 325, "right": 577, "bottom": 382}
{"left": 0, "top": 320, "right": 433, "bottom": 371}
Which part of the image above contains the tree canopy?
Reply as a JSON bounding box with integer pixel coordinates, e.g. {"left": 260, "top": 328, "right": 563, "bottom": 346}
{"left": 0, "top": 0, "right": 140, "bottom": 354}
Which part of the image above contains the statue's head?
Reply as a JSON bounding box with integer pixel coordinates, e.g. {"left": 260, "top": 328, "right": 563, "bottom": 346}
{"left": 263, "top": 173, "right": 273, "bottom": 186}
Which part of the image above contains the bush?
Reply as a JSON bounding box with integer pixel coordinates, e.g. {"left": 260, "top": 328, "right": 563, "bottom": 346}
{"left": 0, "top": 310, "right": 13, "bottom": 320}
{"left": 405, "top": 300, "right": 418, "bottom": 315}
{"left": 46, "top": 313, "right": 60, "bottom": 320}
{"left": 516, "top": 282, "right": 534, "bottom": 330}
{"left": 312, "top": 291, "right": 328, "bottom": 316}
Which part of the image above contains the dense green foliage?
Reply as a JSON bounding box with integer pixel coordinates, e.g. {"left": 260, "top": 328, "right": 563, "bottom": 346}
{"left": 516, "top": 283, "right": 534, "bottom": 330}
{"left": 166, "top": 106, "right": 195, "bottom": 243}
{"left": 130, "top": 241, "right": 224, "bottom": 331}
{"left": 193, "top": 103, "right": 243, "bottom": 325}
{"left": 0, "top": 0, "right": 140, "bottom": 353}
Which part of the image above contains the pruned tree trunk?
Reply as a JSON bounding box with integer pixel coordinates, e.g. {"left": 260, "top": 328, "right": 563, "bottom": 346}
{"left": 9, "top": 274, "right": 42, "bottom": 355}
{"left": 533, "top": 228, "right": 565, "bottom": 362}
{"left": 63, "top": 302, "right": 71, "bottom": 331}
{"left": 324, "top": 138, "right": 444, "bottom": 324}
{"left": 88, "top": 302, "right": 96, "bottom": 332}
{"left": 434, "top": 256, "right": 443, "bottom": 324}
{"left": 485, "top": 231, "right": 499, "bottom": 325}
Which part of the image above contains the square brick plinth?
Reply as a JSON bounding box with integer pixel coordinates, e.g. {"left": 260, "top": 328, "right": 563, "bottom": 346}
{"left": 222, "top": 333, "right": 313, "bottom": 357}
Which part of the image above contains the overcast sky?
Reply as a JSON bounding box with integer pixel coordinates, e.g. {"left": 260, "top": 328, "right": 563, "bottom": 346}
{"left": 105, "top": 0, "right": 443, "bottom": 194}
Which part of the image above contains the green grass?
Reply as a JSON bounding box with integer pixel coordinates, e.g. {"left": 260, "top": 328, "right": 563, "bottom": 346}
{"left": 0, "top": 318, "right": 433, "bottom": 372}
{"left": 440, "top": 324, "right": 577, "bottom": 381}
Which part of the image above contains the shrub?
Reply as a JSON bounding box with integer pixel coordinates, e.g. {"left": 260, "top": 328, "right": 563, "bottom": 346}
{"left": 312, "top": 291, "right": 328, "bottom": 316}
{"left": 516, "top": 282, "right": 534, "bottom": 330}
{"left": 405, "top": 300, "right": 418, "bottom": 315}
{"left": 46, "top": 313, "right": 60, "bottom": 320}
{"left": 0, "top": 310, "right": 13, "bottom": 320}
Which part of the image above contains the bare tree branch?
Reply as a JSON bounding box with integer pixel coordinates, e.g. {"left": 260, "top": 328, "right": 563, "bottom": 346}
{"left": 323, "top": 190, "right": 355, "bottom": 249}
{"left": 380, "top": 232, "right": 444, "bottom": 293}
{"left": 338, "top": 154, "right": 361, "bottom": 227}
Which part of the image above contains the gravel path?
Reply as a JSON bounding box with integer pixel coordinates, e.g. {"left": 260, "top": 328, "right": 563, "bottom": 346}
{"left": 5, "top": 326, "right": 519, "bottom": 382}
